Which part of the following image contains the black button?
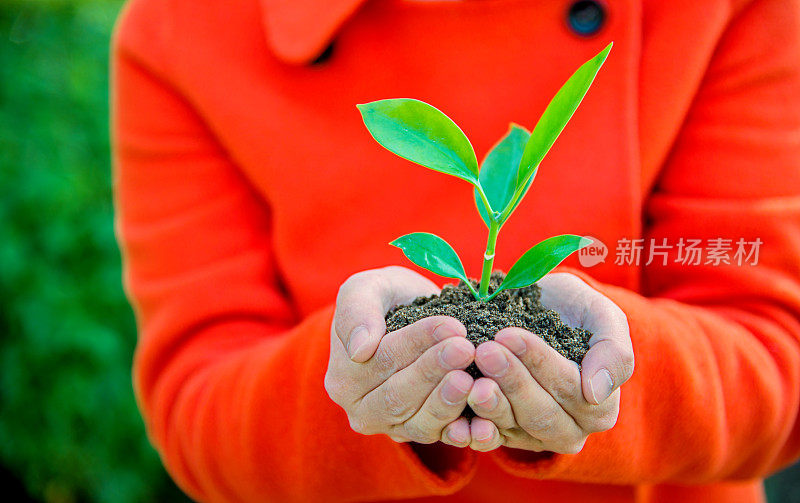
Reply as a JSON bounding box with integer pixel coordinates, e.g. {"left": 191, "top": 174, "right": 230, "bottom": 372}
{"left": 567, "top": 0, "right": 606, "bottom": 37}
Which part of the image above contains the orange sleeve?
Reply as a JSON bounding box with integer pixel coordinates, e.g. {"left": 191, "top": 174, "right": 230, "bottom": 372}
{"left": 110, "top": 3, "right": 474, "bottom": 502}
{"left": 493, "top": 0, "right": 800, "bottom": 484}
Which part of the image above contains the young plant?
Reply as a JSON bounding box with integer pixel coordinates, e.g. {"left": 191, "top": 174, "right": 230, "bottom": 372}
{"left": 357, "top": 43, "right": 611, "bottom": 301}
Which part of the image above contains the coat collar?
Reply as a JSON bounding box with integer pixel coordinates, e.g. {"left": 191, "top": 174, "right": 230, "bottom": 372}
{"left": 259, "top": 0, "right": 370, "bottom": 64}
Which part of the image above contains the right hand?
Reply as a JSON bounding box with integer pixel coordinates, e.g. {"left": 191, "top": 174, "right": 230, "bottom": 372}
{"left": 324, "top": 266, "right": 475, "bottom": 447}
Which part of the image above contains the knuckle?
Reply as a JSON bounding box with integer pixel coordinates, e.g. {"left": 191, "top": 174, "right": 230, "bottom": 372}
{"left": 587, "top": 290, "right": 610, "bottom": 316}
{"left": 331, "top": 311, "right": 350, "bottom": 342}
{"left": 399, "top": 318, "right": 441, "bottom": 348}
{"left": 604, "top": 337, "right": 624, "bottom": 355}
{"left": 336, "top": 274, "right": 359, "bottom": 303}
{"left": 586, "top": 407, "right": 620, "bottom": 433}
{"left": 347, "top": 415, "right": 369, "bottom": 435}
{"left": 382, "top": 382, "right": 414, "bottom": 420}
{"left": 373, "top": 344, "right": 400, "bottom": 375}
{"left": 606, "top": 339, "right": 635, "bottom": 383}
{"left": 428, "top": 401, "right": 455, "bottom": 422}
{"left": 586, "top": 414, "right": 617, "bottom": 434}
{"left": 402, "top": 421, "right": 437, "bottom": 444}
{"left": 417, "top": 316, "right": 445, "bottom": 333}
{"left": 402, "top": 319, "right": 445, "bottom": 353}
{"left": 550, "top": 374, "right": 580, "bottom": 403}
{"left": 500, "top": 372, "right": 527, "bottom": 396}
{"left": 554, "top": 437, "right": 587, "bottom": 455}
{"left": 347, "top": 269, "right": 377, "bottom": 288}
{"left": 332, "top": 305, "right": 361, "bottom": 345}
{"left": 522, "top": 406, "right": 560, "bottom": 434}
{"left": 609, "top": 299, "right": 628, "bottom": 327}
{"left": 380, "top": 265, "right": 407, "bottom": 277}
{"left": 337, "top": 270, "right": 382, "bottom": 304}
{"left": 527, "top": 347, "right": 548, "bottom": 371}
{"left": 620, "top": 348, "right": 635, "bottom": 380}
{"left": 323, "top": 372, "right": 345, "bottom": 405}
{"left": 418, "top": 349, "right": 447, "bottom": 383}
{"left": 564, "top": 272, "right": 586, "bottom": 288}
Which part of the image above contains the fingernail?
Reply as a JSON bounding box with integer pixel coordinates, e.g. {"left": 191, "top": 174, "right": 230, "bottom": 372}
{"left": 440, "top": 341, "right": 472, "bottom": 369}
{"left": 474, "top": 426, "right": 494, "bottom": 442}
{"left": 433, "top": 322, "right": 463, "bottom": 341}
{"left": 480, "top": 348, "right": 508, "bottom": 377}
{"left": 441, "top": 375, "right": 471, "bottom": 405}
{"left": 447, "top": 427, "right": 467, "bottom": 444}
{"left": 501, "top": 332, "right": 526, "bottom": 355}
{"left": 348, "top": 326, "right": 369, "bottom": 360}
{"left": 474, "top": 392, "right": 498, "bottom": 411}
{"left": 589, "top": 369, "right": 613, "bottom": 404}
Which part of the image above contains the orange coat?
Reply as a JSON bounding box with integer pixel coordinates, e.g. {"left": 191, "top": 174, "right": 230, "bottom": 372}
{"left": 112, "top": 0, "right": 800, "bottom": 501}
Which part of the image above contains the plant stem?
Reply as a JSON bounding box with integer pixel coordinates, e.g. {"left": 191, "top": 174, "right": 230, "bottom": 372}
{"left": 498, "top": 169, "right": 537, "bottom": 223}
{"left": 464, "top": 280, "right": 480, "bottom": 299}
{"left": 478, "top": 220, "right": 500, "bottom": 299}
{"left": 475, "top": 184, "right": 494, "bottom": 221}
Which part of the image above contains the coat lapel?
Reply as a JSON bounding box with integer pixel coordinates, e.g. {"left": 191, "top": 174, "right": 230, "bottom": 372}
{"left": 259, "top": 0, "right": 369, "bottom": 63}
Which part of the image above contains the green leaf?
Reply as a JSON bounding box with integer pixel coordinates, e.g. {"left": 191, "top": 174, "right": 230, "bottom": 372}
{"left": 474, "top": 124, "right": 530, "bottom": 227}
{"left": 493, "top": 235, "right": 592, "bottom": 296}
{"left": 503, "top": 174, "right": 536, "bottom": 223}
{"left": 357, "top": 99, "right": 479, "bottom": 184}
{"left": 390, "top": 232, "right": 475, "bottom": 292}
{"left": 512, "top": 43, "right": 612, "bottom": 209}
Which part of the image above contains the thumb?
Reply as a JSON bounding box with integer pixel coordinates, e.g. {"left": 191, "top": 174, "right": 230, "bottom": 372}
{"left": 334, "top": 266, "right": 438, "bottom": 362}
{"left": 580, "top": 327, "right": 634, "bottom": 405}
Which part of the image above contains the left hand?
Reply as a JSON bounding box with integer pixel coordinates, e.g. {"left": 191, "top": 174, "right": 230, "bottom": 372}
{"left": 465, "top": 272, "right": 634, "bottom": 453}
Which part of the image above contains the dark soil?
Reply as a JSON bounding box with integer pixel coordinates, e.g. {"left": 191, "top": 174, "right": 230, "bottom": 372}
{"left": 385, "top": 273, "right": 593, "bottom": 381}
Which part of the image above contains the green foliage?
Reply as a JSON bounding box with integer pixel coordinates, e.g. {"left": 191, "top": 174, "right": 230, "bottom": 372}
{"left": 511, "top": 42, "right": 612, "bottom": 221}
{"left": 0, "top": 2, "right": 188, "bottom": 502}
{"left": 358, "top": 46, "right": 611, "bottom": 300}
{"left": 474, "top": 124, "right": 530, "bottom": 227}
{"left": 356, "top": 99, "right": 479, "bottom": 184}
{"left": 1, "top": 6, "right": 796, "bottom": 502}
{"left": 390, "top": 233, "right": 477, "bottom": 297}
{"left": 490, "top": 235, "right": 593, "bottom": 298}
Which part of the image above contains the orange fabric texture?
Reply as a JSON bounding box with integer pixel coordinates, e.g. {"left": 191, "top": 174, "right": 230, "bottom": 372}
{"left": 111, "top": 0, "right": 800, "bottom": 501}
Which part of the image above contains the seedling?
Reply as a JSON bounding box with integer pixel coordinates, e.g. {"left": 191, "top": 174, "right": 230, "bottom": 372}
{"left": 357, "top": 43, "right": 611, "bottom": 301}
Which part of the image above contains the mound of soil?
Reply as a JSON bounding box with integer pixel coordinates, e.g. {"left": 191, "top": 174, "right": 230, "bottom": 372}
{"left": 385, "top": 273, "right": 593, "bottom": 381}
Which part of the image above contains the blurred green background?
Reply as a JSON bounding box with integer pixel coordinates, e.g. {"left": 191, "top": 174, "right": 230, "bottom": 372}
{"left": 0, "top": 0, "right": 189, "bottom": 501}
{"left": 0, "top": 1, "right": 799, "bottom": 502}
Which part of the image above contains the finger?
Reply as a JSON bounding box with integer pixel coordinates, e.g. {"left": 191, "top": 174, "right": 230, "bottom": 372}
{"left": 494, "top": 327, "right": 582, "bottom": 408}
{"left": 536, "top": 272, "right": 592, "bottom": 327}
{"left": 537, "top": 273, "right": 634, "bottom": 405}
{"left": 357, "top": 336, "right": 475, "bottom": 426}
{"left": 469, "top": 417, "right": 504, "bottom": 452}
{"left": 579, "top": 297, "right": 633, "bottom": 405}
{"left": 399, "top": 370, "right": 473, "bottom": 444}
{"left": 467, "top": 378, "right": 515, "bottom": 430}
{"left": 475, "top": 341, "right": 584, "bottom": 449}
{"left": 334, "top": 266, "right": 439, "bottom": 362}
{"left": 369, "top": 316, "right": 467, "bottom": 385}
{"left": 328, "top": 315, "right": 467, "bottom": 404}
{"left": 441, "top": 417, "right": 471, "bottom": 447}
{"left": 494, "top": 327, "right": 618, "bottom": 433}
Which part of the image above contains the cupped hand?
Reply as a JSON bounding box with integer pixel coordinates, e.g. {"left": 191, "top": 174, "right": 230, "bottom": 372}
{"left": 325, "top": 266, "right": 475, "bottom": 446}
{"left": 466, "top": 272, "right": 633, "bottom": 453}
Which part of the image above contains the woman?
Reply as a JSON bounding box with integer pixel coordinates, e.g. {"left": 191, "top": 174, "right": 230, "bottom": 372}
{"left": 112, "top": 0, "right": 800, "bottom": 501}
